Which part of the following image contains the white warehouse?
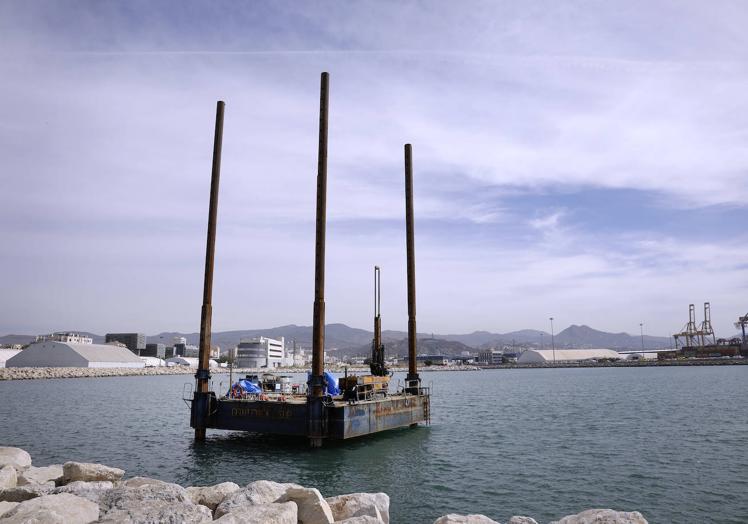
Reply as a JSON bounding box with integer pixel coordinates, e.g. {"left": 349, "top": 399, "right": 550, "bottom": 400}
{"left": 5, "top": 341, "right": 145, "bottom": 368}
{"left": 517, "top": 348, "right": 621, "bottom": 364}
{"left": 0, "top": 349, "right": 22, "bottom": 368}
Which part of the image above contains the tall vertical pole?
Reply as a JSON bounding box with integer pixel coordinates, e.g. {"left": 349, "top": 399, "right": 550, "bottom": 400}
{"left": 640, "top": 322, "right": 644, "bottom": 351}
{"left": 309, "top": 72, "right": 329, "bottom": 447}
{"left": 404, "top": 144, "right": 420, "bottom": 391}
{"left": 194, "top": 100, "right": 225, "bottom": 442}
{"left": 373, "top": 266, "right": 381, "bottom": 355}
{"left": 550, "top": 317, "right": 555, "bottom": 364}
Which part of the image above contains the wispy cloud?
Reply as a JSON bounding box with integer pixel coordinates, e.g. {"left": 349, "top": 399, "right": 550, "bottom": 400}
{"left": 1, "top": 1, "right": 747, "bottom": 336}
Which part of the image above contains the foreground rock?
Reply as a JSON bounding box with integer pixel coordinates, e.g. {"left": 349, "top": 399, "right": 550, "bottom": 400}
{"left": 63, "top": 461, "right": 125, "bottom": 484}
{"left": 550, "top": 508, "right": 648, "bottom": 524}
{"left": 186, "top": 481, "right": 241, "bottom": 510}
{"left": 0, "top": 446, "right": 651, "bottom": 524}
{"left": 0, "top": 484, "right": 55, "bottom": 502}
{"left": 215, "top": 501, "right": 298, "bottom": 523}
{"left": 53, "top": 480, "right": 114, "bottom": 504}
{"left": 99, "top": 481, "right": 212, "bottom": 523}
{"left": 0, "top": 447, "right": 31, "bottom": 470}
{"left": 215, "top": 480, "right": 303, "bottom": 518}
{"left": 434, "top": 515, "right": 501, "bottom": 524}
{"left": 18, "top": 464, "right": 63, "bottom": 486}
{"left": 278, "top": 487, "right": 335, "bottom": 524}
{"left": 1, "top": 493, "right": 99, "bottom": 523}
{"left": 0, "top": 466, "right": 17, "bottom": 489}
{"left": 335, "top": 517, "right": 383, "bottom": 524}
{"left": 0, "top": 501, "right": 19, "bottom": 517}
{"left": 326, "top": 492, "right": 390, "bottom": 524}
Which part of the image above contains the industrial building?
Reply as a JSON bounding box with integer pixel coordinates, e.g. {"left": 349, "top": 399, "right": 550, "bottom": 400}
{"left": 36, "top": 332, "right": 92, "bottom": 344}
{"left": 478, "top": 349, "right": 503, "bottom": 365}
{"left": 235, "top": 336, "right": 285, "bottom": 368}
{"left": 105, "top": 333, "right": 146, "bottom": 354}
{"left": 517, "top": 348, "right": 620, "bottom": 364}
{"left": 5, "top": 341, "right": 145, "bottom": 368}
{"left": 142, "top": 343, "right": 167, "bottom": 358}
{"left": 404, "top": 354, "right": 449, "bottom": 365}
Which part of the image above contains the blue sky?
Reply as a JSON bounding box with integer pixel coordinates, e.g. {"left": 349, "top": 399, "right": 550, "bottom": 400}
{"left": 1, "top": 1, "right": 747, "bottom": 337}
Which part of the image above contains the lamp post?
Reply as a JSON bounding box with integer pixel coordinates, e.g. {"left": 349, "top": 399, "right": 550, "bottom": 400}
{"left": 550, "top": 317, "right": 556, "bottom": 364}
{"left": 640, "top": 322, "right": 644, "bottom": 351}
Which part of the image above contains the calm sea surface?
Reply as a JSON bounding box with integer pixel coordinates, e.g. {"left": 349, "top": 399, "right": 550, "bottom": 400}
{"left": 1, "top": 367, "right": 747, "bottom": 523}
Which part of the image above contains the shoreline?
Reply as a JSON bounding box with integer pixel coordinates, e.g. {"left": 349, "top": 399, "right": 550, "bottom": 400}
{"left": 0, "top": 446, "right": 648, "bottom": 523}
{"left": 1, "top": 359, "right": 745, "bottom": 381}
{"left": 0, "top": 365, "right": 481, "bottom": 381}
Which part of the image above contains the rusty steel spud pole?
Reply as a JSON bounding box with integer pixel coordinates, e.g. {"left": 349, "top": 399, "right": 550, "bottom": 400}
{"left": 309, "top": 72, "right": 329, "bottom": 447}
{"left": 404, "top": 143, "right": 420, "bottom": 390}
{"left": 194, "top": 100, "right": 225, "bottom": 442}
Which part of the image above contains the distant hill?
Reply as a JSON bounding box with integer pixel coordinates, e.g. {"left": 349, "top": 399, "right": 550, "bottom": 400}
{"left": 347, "top": 337, "right": 473, "bottom": 358}
{"left": 151, "top": 324, "right": 375, "bottom": 352}
{"left": 1, "top": 323, "right": 672, "bottom": 351}
{"left": 0, "top": 334, "right": 35, "bottom": 346}
{"left": 554, "top": 325, "right": 670, "bottom": 350}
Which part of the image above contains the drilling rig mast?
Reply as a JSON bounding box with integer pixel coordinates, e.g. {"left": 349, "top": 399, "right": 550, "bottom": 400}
{"left": 370, "top": 266, "right": 388, "bottom": 376}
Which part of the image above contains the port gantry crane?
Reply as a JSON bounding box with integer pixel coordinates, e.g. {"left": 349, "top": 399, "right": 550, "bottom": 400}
{"left": 673, "top": 302, "right": 715, "bottom": 349}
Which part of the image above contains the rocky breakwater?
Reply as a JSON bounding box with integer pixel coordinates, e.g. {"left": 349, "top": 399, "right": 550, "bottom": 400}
{"left": 0, "top": 446, "right": 648, "bottom": 523}
{"left": 0, "top": 366, "right": 204, "bottom": 381}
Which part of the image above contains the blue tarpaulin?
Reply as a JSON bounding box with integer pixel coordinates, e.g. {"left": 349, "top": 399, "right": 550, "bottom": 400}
{"left": 307, "top": 371, "right": 340, "bottom": 396}
{"left": 228, "top": 379, "right": 262, "bottom": 397}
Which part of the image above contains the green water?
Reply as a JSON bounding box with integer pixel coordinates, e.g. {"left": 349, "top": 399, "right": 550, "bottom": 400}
{"left": 1, "top": 367, "right": 746, "bottom": 523}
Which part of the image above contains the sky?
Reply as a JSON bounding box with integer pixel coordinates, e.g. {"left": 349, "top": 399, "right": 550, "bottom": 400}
{"left": 1, "top": 1, "right": 747, "bottom": 337}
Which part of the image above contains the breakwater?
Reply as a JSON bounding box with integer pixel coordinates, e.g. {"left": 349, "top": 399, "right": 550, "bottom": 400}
{"left": 0, "top": 446, "right": 647, "bottom": 523}
{"left": 0, "top": 365, "right": 480, "bottom": 381}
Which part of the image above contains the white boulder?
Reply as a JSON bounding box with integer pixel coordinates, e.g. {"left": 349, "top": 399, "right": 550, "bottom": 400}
{"left": 326, "top": 492, "right": 390, "bottom": 524}
{"left": 98, "top": 482, "right": 211, "bottom": 523}
{"left": 99, "top": 481, "right": 189, "bottom": 509}
{"left": 18, "top": 464, "right": 63, "bottom": 486}
{"left": 214, "top": 480, "right": 303, "bottom": 518}
{"left": 278, "top": 487, "right": 335, "bottom": 524}
{"left": 121, "top": 476, "right": 173, "bottom": 488}
{"left": 0, "top": 493, "right": 99, "bottom": 524}
{"left": 0, "top": 448, "right": 31, "bottom": 470}
{"left": 53, "top": 480, "right": 114, "bottom": 504}
{"left": 551, "top": 509, "right": 648, "bottom": 524}
{"left": 508, "top": 518, "right": 538, "bottom": 524}
{"left": 63, "top": 461, "right": 125, "bottom": 483}
{"left": 434, "top": 515, "right": 501, "bottom": 524}
{"left": 214, "top": 501, "right": 298, "bottom": 523}
{"left": 186, "top": 481, "right": 241, "bottom": 510}
{"left": 0, "top": 501, "right": 19, "bottom": 517}
{"left": 0, "top": 466, "right": 17, "bottom": 489}
{"left": 99, "top": 502, "right": 212, "bottom": 523}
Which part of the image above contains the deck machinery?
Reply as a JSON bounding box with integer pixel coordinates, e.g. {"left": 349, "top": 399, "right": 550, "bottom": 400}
{"left": 189, "top": 73, "right": 430, "bottom": 446}
{"left": 339, "top": 266, "right": 391, "bottom": 401}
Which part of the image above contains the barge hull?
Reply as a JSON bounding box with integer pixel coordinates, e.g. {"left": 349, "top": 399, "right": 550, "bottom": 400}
{"left": 201, "top": 395, "right": 429, "bottom": 440}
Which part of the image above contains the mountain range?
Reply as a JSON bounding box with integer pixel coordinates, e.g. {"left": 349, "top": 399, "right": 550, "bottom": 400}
{"left": 0, "top": 323, "right": 673, "bottom": 353}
